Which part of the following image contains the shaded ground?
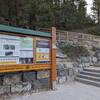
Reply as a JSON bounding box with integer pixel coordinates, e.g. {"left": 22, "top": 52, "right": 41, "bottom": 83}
{"left": 10, "top": 82, "right": 100, "bottom": 100}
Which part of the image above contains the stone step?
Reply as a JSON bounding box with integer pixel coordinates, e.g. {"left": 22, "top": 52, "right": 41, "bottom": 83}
{"left": 83, "top": 68, "right": 100, "bottom": 73}
{"left": 75, "top": 67, "right": 100, "bottom": 87}
{"left": 77, "top": 74, "right": 100, "bottom": 82}
{"left": 80, "top": 71, "right": 100, "bottom": 77}
{"left": 75, "top": 77, "right": 100, "bottom": 87}
{"left": 94, "top": 62, "right": 100, "bottom": 67}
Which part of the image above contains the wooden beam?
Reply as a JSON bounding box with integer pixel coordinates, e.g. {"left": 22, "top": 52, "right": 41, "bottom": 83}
{"left": 51, "top": 27, "right": 57, "bottom": 90}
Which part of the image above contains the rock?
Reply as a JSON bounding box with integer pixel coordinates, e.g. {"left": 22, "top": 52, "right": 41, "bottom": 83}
{"left": 73, "top": 62, "right": 79, "bottom": 68}
{"left": 39, "top": 78, "right": 49, "bottom": 89}
{"left": 22, "top": 82, "right": 32, "bottom": 92}
{"left": 64, "top": 62, "right": 73, "bottom": 68}
{"left": 0, "top": 85, "right": 10, "bottom": 94}
{"left": 92, "top": 57, "right": 97, "bottom": 63}
{"left": 57, "top": 69, "right": 66, "bottom": 77}
{"left": 32, "top": 80, "right": 42, "bottom": 91}
{"left": 56, "top": 63, "right": 64, "bottom": 70}
{"left": 11, "top": 82, "right": 32, "bottom": 93}
{"left": 3, "top": 73, "right": 22, "bottom": 85}
{"left": 11, "top": 83, "right": 23, "bottom": 93}
{"left": 58, "top": 76, "right": 66, "bottom": 84}
{"left": 23, "top": 71, "right": 36, "bottom": 82}
{"left": 68, "top": 68, "right": 74, "bottom": 76}
{"left": 32, "top": 78, "right": 49, "bottom": 91}
{"left": 84, "top": 63, "right": 90, "bottom": 67}
{"left": 73, "top": 68, "right": 79, "bottom": 74}
{"left": 67, "top": 76, "right": 75, "bottom": 82}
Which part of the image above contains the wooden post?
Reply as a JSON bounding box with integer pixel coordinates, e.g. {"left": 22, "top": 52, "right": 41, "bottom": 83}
{"left": 51, "top": 27, "right": 57, "bottom": 90}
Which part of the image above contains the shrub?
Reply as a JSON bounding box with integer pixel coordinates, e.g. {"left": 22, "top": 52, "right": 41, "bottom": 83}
{"left": 59, "top": 43, "right": 90, "bottom": 60}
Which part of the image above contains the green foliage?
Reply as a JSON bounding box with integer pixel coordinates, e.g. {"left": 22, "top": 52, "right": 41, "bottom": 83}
{"left": 86, "top": 24, "right": 100, "bottom": 36}
{"left": 0, "top": 0, "right": 95, "bottom": 30}
{"left": 92, "top": 0, "right": 100, "bottom": 23}
{"left": 59, "top": 42, "right": 90, "bottom": 60}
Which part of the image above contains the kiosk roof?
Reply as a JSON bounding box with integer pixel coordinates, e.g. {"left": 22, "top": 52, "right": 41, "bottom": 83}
{"left": 0, "top": 24, "right": 51, "bottom": 37}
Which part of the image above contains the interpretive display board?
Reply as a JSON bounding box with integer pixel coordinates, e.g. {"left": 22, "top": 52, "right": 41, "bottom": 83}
{"left": 19, "top": 37, "right": 33, "bottom": 64}
{"left": 36, "top": 38, "right": 50, "bottom": 63}
{"left": 0, "top": 34, "right": 33, "bottom": 65}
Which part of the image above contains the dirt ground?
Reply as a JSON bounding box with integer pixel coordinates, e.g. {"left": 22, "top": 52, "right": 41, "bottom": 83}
{"left": 5, "top": 82, "right": 100, "bottom": 100}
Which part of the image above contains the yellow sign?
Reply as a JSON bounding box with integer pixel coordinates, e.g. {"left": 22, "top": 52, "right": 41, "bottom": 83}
{"left": 36, "top": 39, "right": 50, "bottom": 62}
{"left": 37, "top": 70, "right": 50, "bottom": 79}
{"left": 36, "top": 53, "right": 49, "bottom": 61}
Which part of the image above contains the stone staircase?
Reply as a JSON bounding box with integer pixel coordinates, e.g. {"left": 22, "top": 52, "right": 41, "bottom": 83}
{"left": 75, "top": 67, "right": 100, "bottom": 87}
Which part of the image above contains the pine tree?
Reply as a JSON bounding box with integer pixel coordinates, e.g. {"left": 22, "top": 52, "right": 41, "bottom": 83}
{"left": 92, "top": 0, "right": 100, "bottom": 23}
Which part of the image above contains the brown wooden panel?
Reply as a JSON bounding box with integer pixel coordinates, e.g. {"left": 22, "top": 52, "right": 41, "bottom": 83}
{"left": 0, "top": 64, "right": 51, "bottom": 73}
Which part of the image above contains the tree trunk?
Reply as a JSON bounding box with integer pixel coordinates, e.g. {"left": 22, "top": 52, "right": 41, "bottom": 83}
{"left": 97, "top": 10, "right": 100, "bottom": 24}
{"left": 14, "top": 0, "right": 19, "bottom": 26}
{"left": 7, "top": 0, "right": 12, "bottom": 25}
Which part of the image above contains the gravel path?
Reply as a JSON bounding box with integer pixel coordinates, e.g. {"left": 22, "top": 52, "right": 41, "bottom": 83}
{"left": 10, "top": 82, "right": 100, "bottom": 100}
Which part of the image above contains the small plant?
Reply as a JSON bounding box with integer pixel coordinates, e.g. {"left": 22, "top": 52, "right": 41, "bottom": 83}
{"left": 59, "top": 42, "right": 90, "bottom": 60}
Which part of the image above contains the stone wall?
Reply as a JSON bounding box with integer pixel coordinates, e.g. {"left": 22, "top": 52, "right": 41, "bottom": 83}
{"left": 57, "top": 31, "right": 100, "bottom": 49}
{"left": 56, "top": 50, "right": 98, "bottom": 84}
{"left": 56, "top": 30, "right": 100, "bottom": 65}
{"left": 56, "top": 56, "right": 75, "bottom": 84}
{"left": 0, "top": 70, "right": 50, "bottom": 95}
